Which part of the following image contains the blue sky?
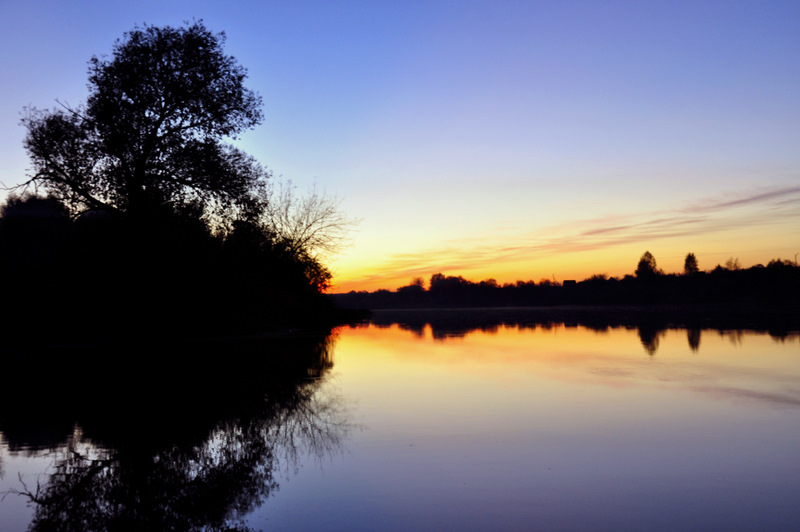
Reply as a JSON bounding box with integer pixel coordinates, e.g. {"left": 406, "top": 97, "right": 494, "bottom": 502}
{"left": 1, "top": 1, "right": 798, "bottom": 290}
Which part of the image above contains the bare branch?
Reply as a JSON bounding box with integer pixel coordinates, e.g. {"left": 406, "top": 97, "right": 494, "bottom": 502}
{"left": 258, "top": 179, "right": 360, "bottom": 261}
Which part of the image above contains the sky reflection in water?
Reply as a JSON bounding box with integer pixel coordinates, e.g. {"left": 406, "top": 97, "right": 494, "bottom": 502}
{"left": 257, "top": 323, "right": 800, "bottom": 531}
{"left": 1, "top": 323, "right": 799, "bottom": 531}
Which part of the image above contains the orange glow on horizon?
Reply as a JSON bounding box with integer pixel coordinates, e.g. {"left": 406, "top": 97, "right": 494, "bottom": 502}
{"left": 329, "top": 185, "right": 800, "bottom": 293}
{"left": 330, "top": 245, "right": 797, "bottom": 293}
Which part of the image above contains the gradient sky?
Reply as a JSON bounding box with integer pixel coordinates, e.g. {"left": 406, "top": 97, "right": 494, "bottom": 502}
{"left": 1, "top": 1, "right": 798, "bottom": 292}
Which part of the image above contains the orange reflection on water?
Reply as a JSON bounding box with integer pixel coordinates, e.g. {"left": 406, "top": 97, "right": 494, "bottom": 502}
{"left": 258, "top": 322, "right": 800, "bottom": 531}
{"left": 334, "top": 323, "right": 800, "bottom": 434}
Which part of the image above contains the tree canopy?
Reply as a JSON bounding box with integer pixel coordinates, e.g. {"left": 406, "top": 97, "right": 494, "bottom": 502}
{"left": 3, "top": 22, "right": 357, "bottom": 338}
{"left": 635, "top": 251, "right": 660, "bottom": 278}
{"left": 683, "top": 252, "right": 699, "bottom": 275}
{"left": 21, "top": 21, "right": 265, "bottom": 222}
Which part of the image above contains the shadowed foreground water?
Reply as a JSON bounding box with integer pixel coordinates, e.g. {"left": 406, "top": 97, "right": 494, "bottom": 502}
{"left": 1, "top": 314, "right": 799, "bottom": 531}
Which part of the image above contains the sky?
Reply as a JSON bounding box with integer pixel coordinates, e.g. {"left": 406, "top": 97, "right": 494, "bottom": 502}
{"left": 1, "top": 0, "right": 798, "bottom": 292}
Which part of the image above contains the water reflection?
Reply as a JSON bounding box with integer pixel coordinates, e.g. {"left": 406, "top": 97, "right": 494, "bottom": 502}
{"left": 280, "top": 319, "right": 800, "bottom": 531}
{"left": 687, "top": 328, "right": 701, "bottom": 351}
{"left": 3, "top": 316, "right": 799, "bottom": 531}
{"left": 637, "top": 323, "right": 662, "bottom": 355}
{"left": 368, "top": 308, "right": 799, "bottom": 355}
{"left": 0, "top": 333, "right": 350, "bottom": 531}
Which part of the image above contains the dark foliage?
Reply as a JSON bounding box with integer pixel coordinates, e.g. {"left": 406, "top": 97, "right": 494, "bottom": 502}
{"left": 635, "top": 250, "right": 660, "bottom": 278}
{"left": 0, "top": 194, "right": 339, "bottom": 342}
{"left": 332, "top": 261, "right": 800, "bottom": 331}
{"left": 683, "top": 252, "right": 699, "bottom": 275}
{"left": 5, "top": 22, "right": 350, "bottom": 340}
{"left": 21, "top": 21, "right": 264, "bottom": 221}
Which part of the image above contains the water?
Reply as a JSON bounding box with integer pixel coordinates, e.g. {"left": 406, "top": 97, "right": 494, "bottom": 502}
{"left": 1, "top": 313, "right": 799, "bottom": 531}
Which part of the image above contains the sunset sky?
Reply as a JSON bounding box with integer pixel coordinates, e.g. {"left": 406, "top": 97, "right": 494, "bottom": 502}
{"left": 1, "top": 1, "right": 798, "bottom": 292}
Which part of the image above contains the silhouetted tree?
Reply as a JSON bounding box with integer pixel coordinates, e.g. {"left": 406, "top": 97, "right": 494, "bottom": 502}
{"left": 0, "top": 194, "right": 73, "bottom": 314}
{"left": 5, "top": 22, "right": 355, "bottom": 337}
{"left": 0, "top": 193, "right": 70, "bottom": 221}
{"left": 635, "top": 251, "right": 660, "bottom": 278}
{"left": 429, "top": 273, "right": 471, "bottom": 293}
{"left": 429, "top": 273, "right": 446, "bottom": 288}
{"left": 0, "top": 193, "right": 71, "bottom": 261}
{"left": 251, "top": 180, "right": 358, "bottom": 284}
{"left": 256, "top": 180, "right": 357, "bottom": 257}
{"left": 767, "top": 258, "right": 794, "bottom": 270}
{"left": 20, "top": 21, "right": 264, "bottom": 223}
{"left": 725, "top": 257, "right": 741, "bottom": 271}
{"left": 333, "top": 261, "right": 800, "bottom": 317}
{"left": 683, "top": 252, "right": 699, "bottom": 275}
{"left": 397, "top": 278, "right": 425, "bottom": 294}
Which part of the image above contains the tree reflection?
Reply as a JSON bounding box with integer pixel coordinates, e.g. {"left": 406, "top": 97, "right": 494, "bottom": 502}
{"left": 1, "top": 333, "right": 350, "bottom": 531}
{"left": 637, "top": 325, "right": 661, "bottom": 356}
{"left": 364, "top": 308, "right": 798, "bottom": 355}
{"left": 687, "top": 329, "right": 701, "bottom": 352}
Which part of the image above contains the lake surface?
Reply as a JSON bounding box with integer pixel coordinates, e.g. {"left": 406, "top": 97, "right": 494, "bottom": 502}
{"left": 2, "top": 312, "right": 799, "bottom": 530}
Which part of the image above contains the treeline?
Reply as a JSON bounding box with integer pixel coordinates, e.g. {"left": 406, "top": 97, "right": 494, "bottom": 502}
{"left": 0, "top": 194, "right": 341, "bottom": 341}
{"left": 332, "top": 252, "right": 800, "bottom": 313}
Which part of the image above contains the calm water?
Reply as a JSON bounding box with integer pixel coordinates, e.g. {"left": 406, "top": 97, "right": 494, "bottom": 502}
{"left": 1, "top": 314, "right": 799, "bottom": 531}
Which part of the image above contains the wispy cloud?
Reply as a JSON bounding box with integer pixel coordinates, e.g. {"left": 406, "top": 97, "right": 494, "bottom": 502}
{"left": 679, "top": 185, "right": 800, "bottom": 214}
{"left": 335, "top": 184, "right": 800, "bottom": 290}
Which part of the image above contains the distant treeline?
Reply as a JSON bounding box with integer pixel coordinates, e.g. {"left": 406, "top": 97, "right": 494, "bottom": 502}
{"left": 332, "top": 252, "right": 800, "bottom": 314}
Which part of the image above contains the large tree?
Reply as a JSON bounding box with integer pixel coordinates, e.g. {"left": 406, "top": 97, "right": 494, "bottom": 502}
{"left": 20, "top": 21, "right": 265, "bottom": 222}
{"left": 3, "top": 22, "right": 358, "bottom": 338}
{"left": 635, "top": 251, "right": 660, "bottom": 278}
